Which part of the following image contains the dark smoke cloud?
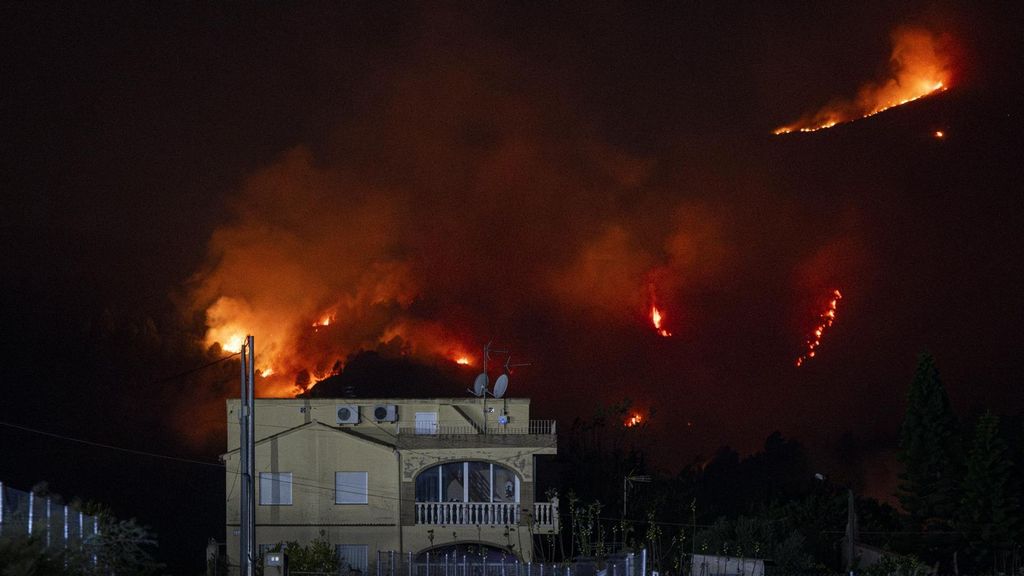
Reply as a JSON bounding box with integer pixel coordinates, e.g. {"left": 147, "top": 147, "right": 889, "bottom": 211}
{"left": 182, "top": 5, "right": 1023, "bottom": 479}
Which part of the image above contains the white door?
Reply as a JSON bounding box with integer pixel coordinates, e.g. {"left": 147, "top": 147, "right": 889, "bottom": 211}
{"left": 415, "top": 412, "right": 438, "bottom": 435}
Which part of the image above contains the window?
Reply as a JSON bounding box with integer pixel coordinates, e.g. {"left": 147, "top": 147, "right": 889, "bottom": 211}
{"left": 337, "top": 544, "right": 369, "bottom": 574}
{"left": 492, "top": 466, "right": 517, "bottom": 502}
{"left": 468, "top": 461, "right": 490, "bottom": 502}
{"left": 335, "top": 472, "right": 368, "bottom": 504}
{"left": 259, "top": 472, "right": 293, "bottom": 505}
{"left": 414, "top": 462, "right": 519, "bottom": 503}
{"left": 415, "top": 468, "right": 440, "bottom": 502}
{"left": 415, "top": 412, "right": 438, "bottom": 435}
{"left": 442, "top": 462, "right": 464, "bottom": 502}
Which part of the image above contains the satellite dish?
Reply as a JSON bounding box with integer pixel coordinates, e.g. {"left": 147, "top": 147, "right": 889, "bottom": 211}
{"left": 493, "top": 373, "right": 509, "bottom": 399}
{"left": 473, "top": 373, "right": 489, "bottom": 397}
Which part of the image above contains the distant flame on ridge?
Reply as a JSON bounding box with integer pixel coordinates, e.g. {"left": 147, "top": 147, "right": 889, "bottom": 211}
{"left": 774, "top": 28, "right": 952, "bottom": 134}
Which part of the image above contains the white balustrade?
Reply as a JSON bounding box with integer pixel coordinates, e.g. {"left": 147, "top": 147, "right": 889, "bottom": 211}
{"left": 532, "top": 502, "right": 554, "bottom": 526}
{"left": 413, "top": 501, "right": 559, "bottom": 528}
{"left": 414, "top": 502, "right": 520, "bottom": 525}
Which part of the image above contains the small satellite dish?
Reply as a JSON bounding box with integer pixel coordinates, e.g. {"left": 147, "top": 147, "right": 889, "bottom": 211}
{"left": 493, "top": 373, "right": 509, "bottom": 399}
{"left": 473, "top": 373, "right": 489, "bottom": 397}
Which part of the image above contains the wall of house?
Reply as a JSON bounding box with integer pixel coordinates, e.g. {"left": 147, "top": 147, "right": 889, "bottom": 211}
{"left": 224, "top": 398, "right": 553, "bottom": 571}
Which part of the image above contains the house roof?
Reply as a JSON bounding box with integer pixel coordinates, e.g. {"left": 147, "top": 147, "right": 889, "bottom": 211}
{"left": 220, "top": 420, "right": 395, "bottom": 460}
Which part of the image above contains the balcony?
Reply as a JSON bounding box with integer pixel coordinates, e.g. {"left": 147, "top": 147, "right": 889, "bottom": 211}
{"left": 398, "top": 420, "right": 557, "bottom": 436}
{"left": 413, "top": 502, "right": 558, "bottom": 529}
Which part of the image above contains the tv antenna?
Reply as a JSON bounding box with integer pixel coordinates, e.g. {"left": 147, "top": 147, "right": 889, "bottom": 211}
{"left": 465, "top": 341, "right": 530, "bottom": 431}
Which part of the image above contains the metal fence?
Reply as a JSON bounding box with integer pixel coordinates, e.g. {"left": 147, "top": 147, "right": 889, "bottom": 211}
{"left": 0, "top": 481, "right": 100, "bottom": 549}
{"left": 376, "top": 550, "right": 644, "bottom": 576}
{"left": 397, "top": 420, "right": 557, "bottom": 436}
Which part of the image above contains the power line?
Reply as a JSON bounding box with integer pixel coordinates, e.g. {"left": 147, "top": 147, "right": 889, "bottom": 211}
{"left": 0, "top": 420, "right": 224, "bottom": 468}
{"left": 154, "top": 351, "right": 240, "bottom": 383}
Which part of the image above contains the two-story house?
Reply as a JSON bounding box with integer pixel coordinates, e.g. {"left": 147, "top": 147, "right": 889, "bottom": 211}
{"left": 222, "top": 397, "right": 558, "bottom": 573}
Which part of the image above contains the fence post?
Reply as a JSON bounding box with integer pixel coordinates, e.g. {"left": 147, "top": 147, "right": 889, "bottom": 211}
{"left": 92, "top": 515, "right": 99, "bottom": 566}
{"left": 27, "top": 490, "right": 34, "bottom": 536}
{"left": 641, "top": 548, "right": 646, "bottom": 576}
{"left": 45, "top": 497, "right": 52, "bottom": 548}
{"left": 427, "top": 551, "right": 431, "bottom": 576}
{"left": 409, "top": 551, "right": 414, "bottom": 576}
{"left": 391, "top": 550, "right": 396, "bottom": 576}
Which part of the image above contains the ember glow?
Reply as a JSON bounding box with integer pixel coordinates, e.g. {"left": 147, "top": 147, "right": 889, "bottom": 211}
{"left": 312, "top": 313, "right": 335, "bottom": 330}
{"left": 774, "top": 28, "right": 952, "bottom": 134}
{"left": 455, "top": 356, "right": 471, "bottom": 365}
{"left": 648, "top": 283, "right": 673, "bottom": 337}
{"left": 796, "top": 289, "right": 843, "bottom": 367}
{"left": 625, "top": 413, "right": 644, "bottom": 427}
{"left": 651, "top": 305, "right": 672, "bottom": 337}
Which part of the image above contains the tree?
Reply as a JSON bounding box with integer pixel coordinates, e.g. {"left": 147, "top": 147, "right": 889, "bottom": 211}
{"left": 897, "top": 354, "right": 962, "bottom": 529}
{"left": 84, "top": 516, "right": 163, "bottom": 576}
{"left": 0, "top": 534, "right": 67, "bottom": 576}
{"left": 0, "top": 516, "right": 162, "bottom": 576}
{"left": 261, "top": 532, "right": 340, "bottom": 574}
{"left": 958, "top": 411, "right": 1017, "bottom": 568}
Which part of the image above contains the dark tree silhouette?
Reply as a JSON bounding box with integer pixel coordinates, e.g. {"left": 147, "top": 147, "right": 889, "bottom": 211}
{"left": 897, "top": 353, "right": 962, "bottom": 530}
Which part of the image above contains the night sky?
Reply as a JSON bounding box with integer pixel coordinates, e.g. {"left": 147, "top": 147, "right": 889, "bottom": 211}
{"left": 2, "top": 2, "right": 1023, "bottom": 573}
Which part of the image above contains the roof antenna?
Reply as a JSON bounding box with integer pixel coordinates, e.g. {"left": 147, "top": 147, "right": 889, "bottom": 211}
{"left": 465, "top": 342, "right": 531, "bottom": 430}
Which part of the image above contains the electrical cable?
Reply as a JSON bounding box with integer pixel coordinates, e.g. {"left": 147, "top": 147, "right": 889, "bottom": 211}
{"left": 154, "top": 351, "right": 240, "bottom": 383}
{"left": 0, "top": 420, "right": 224, "bottom": 468}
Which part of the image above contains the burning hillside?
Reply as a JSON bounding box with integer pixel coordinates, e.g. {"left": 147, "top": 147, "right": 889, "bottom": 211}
{"left": 775, "top": 28, "right": 954, "bottom": 134}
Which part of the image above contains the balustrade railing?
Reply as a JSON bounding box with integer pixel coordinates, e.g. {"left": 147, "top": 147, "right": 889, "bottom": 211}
{"left": 413, "top": 501, "right": 559, "bottom": 528}
{"left": 399, "top": 420, "right": 556, "bottom": 436}
{"left": 532, "top": 502, "right": 555, "bottom": 527}
{"left": 415, "top": 502, "right": 519, "bottom": 525}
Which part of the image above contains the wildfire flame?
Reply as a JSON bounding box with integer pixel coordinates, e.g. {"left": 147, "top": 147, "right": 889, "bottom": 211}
{"left": 651, "top": 305, "right": 672, "bottom": 337}
{"left": 625, "top": 413, "right": 643, "bottom": 427}
{"left": 774, "top": 28, "right": 952, "bottom": 134}
{"left": 795, "top": 289, "right": 842, "bottom": 367}
{"left": 202, "top": 308, "right": 475, "bottom": 397}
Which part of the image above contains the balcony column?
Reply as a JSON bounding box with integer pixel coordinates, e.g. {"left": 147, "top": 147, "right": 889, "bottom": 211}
{"left": 518, "top": 481, "right": 535, "bottom": 526}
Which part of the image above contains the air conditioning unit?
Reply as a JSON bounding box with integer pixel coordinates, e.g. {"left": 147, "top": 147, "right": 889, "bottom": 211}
{"left": 373, "top": 404, "right": 398, "bottom": 422}
{"left": 336, "top": 404, "right": 360, "bottom": 425}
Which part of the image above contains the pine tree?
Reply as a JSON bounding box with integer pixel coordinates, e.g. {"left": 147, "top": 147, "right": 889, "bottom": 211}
{"left": 959, "top": 412, "right": 1016, "bottom": 567}
{"left": 897, "top": 353, "right": 962, "bottom": 529}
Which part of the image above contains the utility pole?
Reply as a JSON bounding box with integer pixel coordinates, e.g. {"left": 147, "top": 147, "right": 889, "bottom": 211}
{"left": 239, "top": 336, "right": 256, "bottom": 576}
{"left": 845, "top": 488, "right": 857, "bottom": 575}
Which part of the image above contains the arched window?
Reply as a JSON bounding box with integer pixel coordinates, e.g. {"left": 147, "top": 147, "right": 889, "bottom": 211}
{"left": 414, "top": 461, "right": 519, "bottom": 503}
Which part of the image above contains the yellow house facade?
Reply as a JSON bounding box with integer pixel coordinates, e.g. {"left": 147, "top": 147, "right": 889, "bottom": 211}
{"left": 222, "top": 397, "right": 558, "bottom": 573}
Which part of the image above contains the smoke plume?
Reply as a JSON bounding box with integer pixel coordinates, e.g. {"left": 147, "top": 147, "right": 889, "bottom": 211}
{"left": 774, "top": 27, "right": 953, "bottom": 134}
